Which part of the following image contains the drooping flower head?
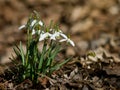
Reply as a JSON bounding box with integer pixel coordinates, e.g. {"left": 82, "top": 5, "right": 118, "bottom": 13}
{"left": 19, "top": 12, "right": 75, "bottom": 47}
{"left": 59, "top": 34, "right": 75, "bottom": 47}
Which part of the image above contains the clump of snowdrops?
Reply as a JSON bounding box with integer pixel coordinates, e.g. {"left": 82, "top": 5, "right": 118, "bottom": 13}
{"left": 12, "top": 11, "right": 75, "bottom": 83}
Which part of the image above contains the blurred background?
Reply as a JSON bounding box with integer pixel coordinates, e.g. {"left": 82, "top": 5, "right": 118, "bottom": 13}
{"left": 0, "top": 0, "right": 120, "bottom": 64}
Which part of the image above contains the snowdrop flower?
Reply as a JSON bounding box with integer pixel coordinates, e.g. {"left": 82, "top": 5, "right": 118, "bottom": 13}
{"left": 32, "top": 29, "right": 44, "bottom": 36}
{"left": 18, "top": 20, "right": 36, "bottom": 30}
{"left": 19, "top": 20, "right": 43, "bottom": 30}
{"left": 50, "top": 30, "right": 63, "bottom": 40}
{"left": 31, "top": 20, "right": 43, "bottom": 27}
{"left": 59, "top": 34, "right": 75, "bottom": 47}
{"left": 31, "top": 20, "right": 43, "bottom": 35}
{"left": 39, "top": 32, "right": 52, "bottom": 41}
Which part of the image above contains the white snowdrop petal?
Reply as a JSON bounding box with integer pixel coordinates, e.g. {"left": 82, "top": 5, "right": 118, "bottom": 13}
{"left": 58, "top": 30, "right": 62, "bottom": 33}
{"left": 42, "top": 34, "right": 47, "bottom": 38}
{"left": 69, "top": 39, "right": 75, "bottom": 46}
{"left": 50, "top": 28, "right": 53, "bottom": 31}
{"left": 50, "top": 33, "right": 60, "bottom": 40}
{"left": 54, "top": 32, "right": 60, "bottom": 37}
{"left": 50, "top": 37, "right": 56, "bottom": 40}
{"left": 31, "top": 20, "right": 37, "bottom": 26}
{"left": 38, "top": 21, "right": 43, "bottom": 26}
{"left": 39, "top": 37, "right": 44, "bottom": 41}
{"left": 32, "top": 29, "right": 36, "bottom": 35}
{"left": 56, "top": 32, "right": 61, "bottom": 36}
{"left": 59, "top": 39, "right": 67, "bottom": 42}
{"left": 39, "top": 35, "right": 45, "bottom": 41}
{"left": 19, "top": 25, "right": 26, "bottom": 30}
{"left": 39, "top": 33, "right": 46, "bottom": 41}
{"left": 60, "top": 33, "right": 68, "bottom": 39}
{"left": 39, "top": 32, "right": 52, "bottom": 41}
{"left": 50, "top": 35, "right": 56, "bottom": 40}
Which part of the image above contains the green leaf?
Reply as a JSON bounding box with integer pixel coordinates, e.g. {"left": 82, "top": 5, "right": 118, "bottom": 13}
{"left": 19, "top": 42, "right": 25, "bottom": 66}
{"left": 46, "top": 45, "right": 60, "bottom": 67}
{"left": 50, "top": 57, "right": 73, "bottom": 74}
{"left": 38, "top": 41, "right": 47, "bottom": 70}
{"left": 13, "top": 44, "right": 21, "bottom": 56}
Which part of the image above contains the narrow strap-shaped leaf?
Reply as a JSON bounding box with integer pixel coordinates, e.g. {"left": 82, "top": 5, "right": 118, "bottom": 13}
{"left": 46, "top": 44, "right": 60, "bottom": 67}
{"left": 38, "top": 41, "right": 47, "bottom": 70}
{"left": 50, "top": 56, "right": 73, "bottom": 74}
{"left": 13, "top": 47, "right": 20, "bottom": 57}
{"left": 19, "top": 42, "right": 25, "bottom": 66}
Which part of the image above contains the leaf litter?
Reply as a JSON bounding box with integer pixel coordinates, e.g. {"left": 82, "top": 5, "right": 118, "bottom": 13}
{"left": 0, "top": 0, "right": 120, "bottom": 90}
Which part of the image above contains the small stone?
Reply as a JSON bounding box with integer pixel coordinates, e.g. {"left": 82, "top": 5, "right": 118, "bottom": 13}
{"left": 89, "top": 0, "right": 116, "bottom": 9}
{"left": 77, "top": 40, "right": 89, "bottom": 51}
{"left": 108, "top": 5, "right": 119, "bottom": 15}
{"left": 71, "top": 19, "right": 93, "bottom": 34}
{"left": 70, "top": 6, "right": 90, "bottom": 22}
{"left": 66, "top": 47, "right": 75, "bottom": 56}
